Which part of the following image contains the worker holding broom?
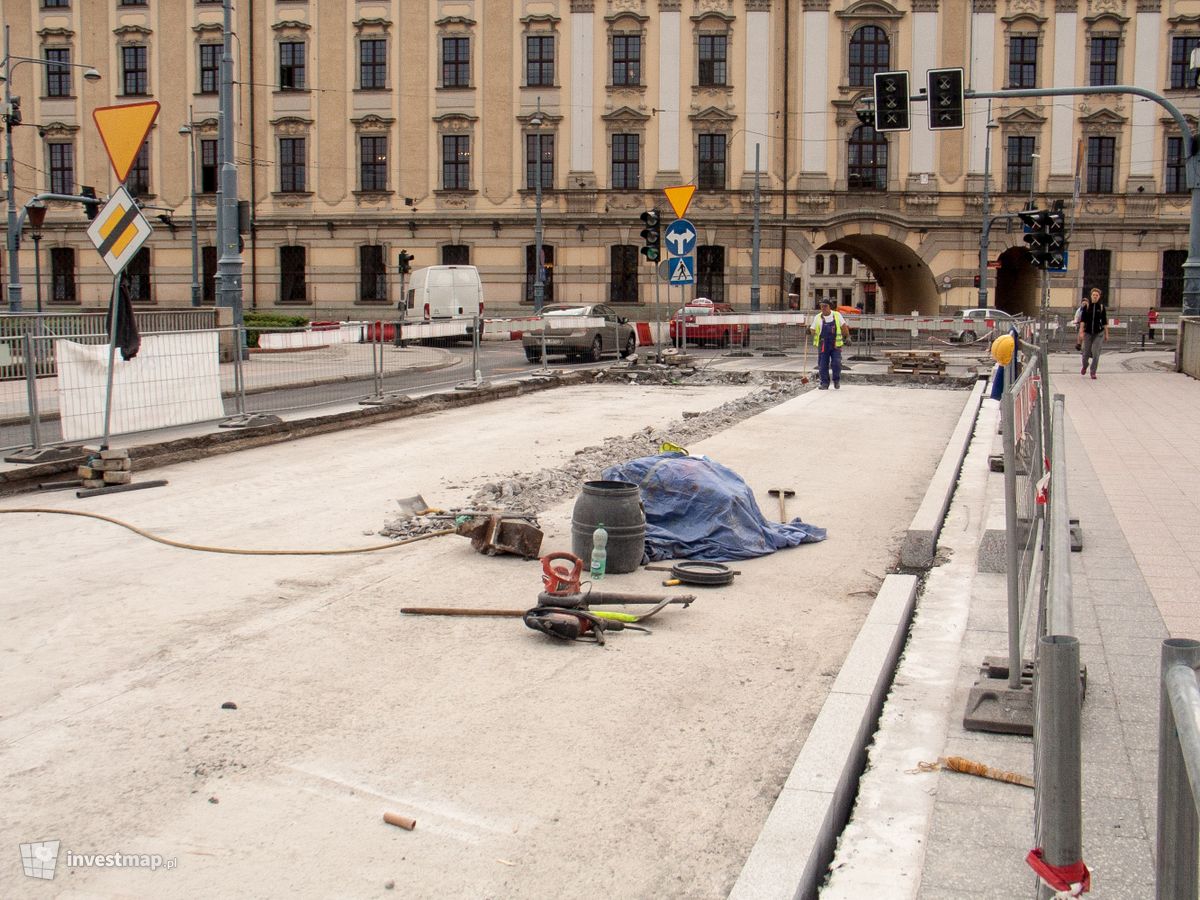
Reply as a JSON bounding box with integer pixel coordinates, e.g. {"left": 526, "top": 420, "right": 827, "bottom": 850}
{"left": 810, "top": 298, "right": 851, "bottom": 390}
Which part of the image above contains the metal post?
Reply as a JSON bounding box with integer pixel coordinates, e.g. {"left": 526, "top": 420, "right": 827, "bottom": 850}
{"left": 31, "top": 232, "right": 42, "bottom": 312}
{"left": 653, "top": 262, "right": 663, "bottom": 361}
{"left": 182, "top": 107, "right": 201, "bottom": 307}
{"left": 1001, "top": 359, "right": 1022, "bottom": 690}
{"left": 977, "top": 101, "right": 996, "bottom": 310}
{"left": 751, "top": 142, "right": 761, "bottom": 312}
{"left": 472, "top": 314, "right": 483, "bottom": 385}
{"left": 217, "top": 0, "right": 245, "bottom": 349}
{"left": 22, "top": 332, "right": 41, "bottom": 449}
{"left": 531, "top": 97, "right": 545, "bottom": 315}
{"left": 1034, "top": 635, "right": 1083, "bottom": 900}
{"left": 100, "top": 276, "right": 122, "bottom": 450}
{"left": 4, "top": 26, "right": 22, "bottom": 312}
{"left": 1157, "top": 638, "right": 1200, "bottom": 900}
{"left": 233, "top": 325, "right": 246, "bottom": 416}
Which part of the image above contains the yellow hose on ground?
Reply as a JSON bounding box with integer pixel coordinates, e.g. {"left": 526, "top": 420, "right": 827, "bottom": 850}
{"left": 0, "top": 508, "right": 453, "bottom": 556}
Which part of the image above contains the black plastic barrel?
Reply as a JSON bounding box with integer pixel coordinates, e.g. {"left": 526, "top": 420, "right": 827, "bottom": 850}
{"left": 571, "top": 480, "right": 646, "bottom": 574}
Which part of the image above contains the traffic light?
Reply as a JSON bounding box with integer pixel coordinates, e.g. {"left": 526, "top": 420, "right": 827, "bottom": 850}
{"left": 1019, "top": 206, "right": 1055, "bottom": 268}
{"left": 927, "top": 67, "right": 965, "bottom": 130}
{"left": 4, "top": 96, "right": 21, "bottom": 127}
{"left": 872, "top": 71, "right": 910, "bottom": 132}
{"left": 639, "top": 209, "right": 661, "bottom": 262}
{"left": 397, "top": 249, "right": 413, "bottom": 275}
{"left": 80, "top": 185, "right": 100, "bottom": 221}
{"left": 1045, "top": 199, "right": 1068, "bottom": 270}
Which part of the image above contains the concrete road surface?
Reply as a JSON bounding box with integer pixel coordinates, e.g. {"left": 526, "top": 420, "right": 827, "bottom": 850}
{"left": 1, "top": 380, "right": 968, "bottom": 898}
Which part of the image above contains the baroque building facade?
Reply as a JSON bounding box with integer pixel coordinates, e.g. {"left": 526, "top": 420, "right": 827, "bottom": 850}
{"left": 3, "top": 0, "right": 1198, "bottom": 317}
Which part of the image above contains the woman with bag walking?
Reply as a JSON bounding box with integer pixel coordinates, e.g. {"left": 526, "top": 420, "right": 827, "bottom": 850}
{"left": 1078, "top": 287, "right": 1109, "bottom": 379}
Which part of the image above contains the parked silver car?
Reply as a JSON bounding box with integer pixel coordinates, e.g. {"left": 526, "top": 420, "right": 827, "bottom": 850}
{"left": 522, "top": 304, "right": 638, "bottom": 363}
{"left": 951, "top": 307, "right": 1017, "bottom": 343}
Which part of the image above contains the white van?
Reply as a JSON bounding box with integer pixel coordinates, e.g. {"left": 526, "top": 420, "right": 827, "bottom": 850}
{"left": 403, "top": 265, "right": 484, "bottom": 322}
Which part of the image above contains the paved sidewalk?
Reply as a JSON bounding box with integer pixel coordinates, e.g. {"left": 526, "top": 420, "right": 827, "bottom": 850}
{"left": 826, "top": 349, "right": 1191, "bottom": 898}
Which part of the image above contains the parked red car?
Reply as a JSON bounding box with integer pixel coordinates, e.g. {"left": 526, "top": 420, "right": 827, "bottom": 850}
{"left": 668, "top": 299, "right": 750, "bottom": 347}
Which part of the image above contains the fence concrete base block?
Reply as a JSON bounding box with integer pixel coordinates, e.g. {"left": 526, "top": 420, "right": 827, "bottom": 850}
{"left": 729, "top": 574, "right": 918, "bottom": 900}
{"left": 1070, "top": 519, "right": 1084, "bottom": 552}
{"left": 219, "top": 414, "right": 284, "bottom": 429}
{"left": 3, "top": 445, "right": 87, "bottom": 465}
{"left": 978, "top": 527, "right": 1008, "bottom": 572}
{"left": 963, "top": 656, "right": 1035, "bottom": 735}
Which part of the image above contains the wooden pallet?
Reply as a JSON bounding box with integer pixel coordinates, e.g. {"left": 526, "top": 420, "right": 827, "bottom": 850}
{"left": 885, "top": 350, "right": 946, "bottom": 375}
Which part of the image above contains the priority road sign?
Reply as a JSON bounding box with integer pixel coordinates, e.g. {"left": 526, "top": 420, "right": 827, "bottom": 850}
{"left": 668, "top": 256, "right": 695, "bottom": 286}
{"left": 86, "top": 185, "right": 153, "bottom": 275}
{"left": 665, "top": 219, "right": 697, "bottom": 257}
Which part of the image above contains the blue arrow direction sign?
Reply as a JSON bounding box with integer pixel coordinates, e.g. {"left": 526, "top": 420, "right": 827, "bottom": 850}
{"left": 665, "top": 218, "right": 697, "bottom": 257}
{"left": 668, "top": 255, "right": 695, "bottom": 285}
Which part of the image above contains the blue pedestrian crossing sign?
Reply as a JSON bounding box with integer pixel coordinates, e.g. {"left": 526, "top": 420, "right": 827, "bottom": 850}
{"left": 668, "top": 256, "right": 695, "bottom": 285}
{"left": 664, "top": 218, "right": 697, "bottom": 257}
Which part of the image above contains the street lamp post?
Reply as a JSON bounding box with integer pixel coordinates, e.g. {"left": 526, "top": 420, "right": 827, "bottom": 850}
{"left": 179, "top": 110, "right": 201, "bottom": 307}
{"left": 977, "top": 102, "right": 999, "bottom": 309}
{"left": 27, "top": 199, "right": 45, "bottom": 313}
{"left": 530, "top": 97, "right": 545, "bottom": 315}
{"left": 2, "top": 24, "right": 100, "bottom": 312}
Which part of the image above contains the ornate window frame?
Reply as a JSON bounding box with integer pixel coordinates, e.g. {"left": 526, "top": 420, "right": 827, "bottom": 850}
{"left": 270, "top": 115, "right": 313, "bottom": 200}
{"left": 691, "top": 9, "right": 734, "bottom": 93}
{"left": 272, "top": 21, "right": 311, "bottom": 93}
{"left": 1001, "top": 13, "right": 1045, "bottom": 90}
{"left": 1166, "top": 15, "right": 1200, "bottom": 93}
{"left": 690, "top": 106, "right": 736, "bottom": 191}
{"left": 354, "top": 18, "right": 392, "bottom": 92}
{"left": 835, "top": 1, "right": 902, "bottom": 95}
{"left": 997, "top": 107, "right": 1046, "bottom": 194}
{"left": 522, "top": 14, "right": 560, "bottom": 90}
{"left": 606, "top": 10, "right": 647, "bottom": 93}
{"left": 1080, "top": 107, "right": 1125, "bottom": 194}
{"left": 519, "top": 109, "right": 560, "bottom": 192}
{"left": 602, "top": 105, "right": 649, "bottom": 191}
{"left": 434, "top": 113, "right": 477, "bottom": 194}
{"left": 1083, "top": 12, "right": 1127, "bottom": 89}
{"left": 436, "top": 16, "right": 476, "bottom": 91}
{"left": 351, "top": 114, "right": 394, "bottom": 197}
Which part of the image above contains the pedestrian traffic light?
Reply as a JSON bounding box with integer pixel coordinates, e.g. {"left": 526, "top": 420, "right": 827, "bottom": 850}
{"left": 872, "top": 71, "right": 911, "bottom": 132}
{"left": 80, "top": 185, "right": 100, "bottom": 221}
{"left": 4, "top": 96, "right": 21, "bottom": 127}
{"left": 639, "top": 209, "right": 661, "bottom": 262}
{"left": 397, "top": 249, "right": 413, "bottom": 275}
{"left": 927, "top": 67, "right": 965, "bottom": 130}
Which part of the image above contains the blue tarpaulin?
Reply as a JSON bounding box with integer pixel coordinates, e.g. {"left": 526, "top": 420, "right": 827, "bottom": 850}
{"left": 602, "top": 453, "right": 826, "bottom": 562}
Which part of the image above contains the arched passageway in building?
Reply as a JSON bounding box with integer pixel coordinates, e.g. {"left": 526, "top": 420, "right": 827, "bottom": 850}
{"left": 817, "top": 234, "right": 941, "bottom": 316}
{"left": 993, "top": 247, "right": 1043, "bottom": 316}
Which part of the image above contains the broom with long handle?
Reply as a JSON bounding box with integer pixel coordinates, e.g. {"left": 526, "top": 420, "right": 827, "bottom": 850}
{"left": 801, "top": 322, "right": 810, "bottom": 384}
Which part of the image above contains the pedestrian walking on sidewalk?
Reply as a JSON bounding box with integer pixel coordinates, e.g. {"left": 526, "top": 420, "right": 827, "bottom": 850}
{"left": 1078, "top": 287, "right": 1109, "bottom": 379}
{"left": 811, "top": 298, "right": 850, "bottom": 390}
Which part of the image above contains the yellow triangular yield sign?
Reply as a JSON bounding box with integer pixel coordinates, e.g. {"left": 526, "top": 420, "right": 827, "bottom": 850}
{"left": 92, "top": 101, "right": 161, "bottom": 183}
{"left": 663, "top": 184, "right": 696, "bottom": 220}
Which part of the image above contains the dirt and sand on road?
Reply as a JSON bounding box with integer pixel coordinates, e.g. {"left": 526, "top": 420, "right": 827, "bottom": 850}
{"left": 2, "top": 378, "right": 969, "bottom": 898}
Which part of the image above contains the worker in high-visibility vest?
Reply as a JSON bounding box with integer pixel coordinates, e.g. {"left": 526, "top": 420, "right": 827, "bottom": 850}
{"left": 810, "top": 298, "right": 851, "bottom": 390}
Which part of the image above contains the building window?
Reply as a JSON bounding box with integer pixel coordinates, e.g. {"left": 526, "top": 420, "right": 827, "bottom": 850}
{"left": 48, "top": 143, "right": 74, "bottom": 195}
{"left": 1008, "top": 35, "right": 1038, "bottom": 89}
{"left": 443, "top": 37, "right": 470, "bottom": 88}
{"left": 611, "top": 134, "right": 640, "bottom": 190}
{"left": 1162, "top": 249, "right": 1186, "bottom": 308}
{"left": 1167, "top": 136, "right": 1186, "bottom": 194}
{"left": 1086, "top": 136, "right": 1115, "bottom": 193}
{"left": 122, "top": 46, "right": 148, "bottom": 95}
{"left": 1089, "top": 36, "right": 1119, "bottom": 86}
{"left": 848, "top": 125, "right": 888, "bottom": 191}
{"left": 525, "top": 244, "right": 555, "bottom": 303}
{"left": 698, "top": 34, "right": 727, "bottom": 87}
{"left": 829, "top": 255, "right": 839, "bottom": 276}
{"left": 280, "top": 42, "right": 306, "bottom": 90}
{"left": 442, "top": 135, "right": 470, "bottom": 189}
{"left": 280, "top": 137, "right": 306, "bottom": 192}
{"left": 610, "top": 245, "right": 639, "bottom": 303}
{"left": 360, "top": 136, "right": 388, "bottom": 191}
{"left": 1006, "top": 135, "right": 1035, "bottom": 193}
{"left": 45, "top": 48, "right": 72, "bottom": 97}
{"left": 127, "top": 248, "right": 151, "bottom": 303}
{"left": 848, "top": 25, "right": 889, "bottom": 88}
{"left": 526, "top": 133, "right": 553, "bottom": 190}
{"left": 280, "top": 246, "right": 307, "bottom": 303}
{"left": 697, "top": 246, "right": 724, "bottom": 303}
{"left": 200, "top": 139, "right": 218, "bottom": 192}
{"left": 50, "top": 248, "right": 76, "bottom": 304}
{"left": 612, "top": 35, "right": 641, "bottom": 86}
{"left": 815, "top": 254, "right": 824, "bottom": 275}
{"left": 442, "top": 244, "right": 470, "bottom": 266}
{"left": 199, "top": 44, "right": 221, "bottom": 94}
{"left": 128, "top": 141, "right": 151, "bottom": 196}
{"left": 698, "top": 134, "right": 726, "bottom": 190}
{"left": 527, "top": 35, "right": 554, "bottom": 87}
{"left": 203, "top": 246, "right": 217, "bottom": 304}
{"left": 360, "top": 38, "right": 387, "bottom": 89}
{"left": 359, "top": 245, "right": 387, "bottom": 303}
{"left": 1170, "top": 36, "right": 1200, "bottom": 90}
{"left": 43, "top": 0, "right": 70, "bottom": 7}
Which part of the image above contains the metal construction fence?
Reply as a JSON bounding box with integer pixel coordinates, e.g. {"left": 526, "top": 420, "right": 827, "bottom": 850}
{"left": 1156, "top": 639, "right": 1200, "bottom": 898}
